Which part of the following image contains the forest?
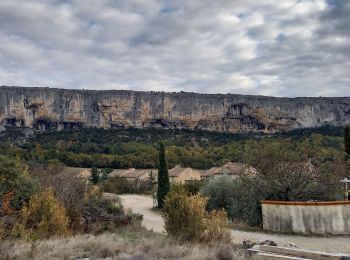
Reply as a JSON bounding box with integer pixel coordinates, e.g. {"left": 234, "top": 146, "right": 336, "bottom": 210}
{"left": 0, "top": 125, "right": 346, "bottom": 169}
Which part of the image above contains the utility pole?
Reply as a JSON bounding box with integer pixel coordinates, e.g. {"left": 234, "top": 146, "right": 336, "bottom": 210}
{"left": 340, "top": 178, "right": 350, "bottom": 201}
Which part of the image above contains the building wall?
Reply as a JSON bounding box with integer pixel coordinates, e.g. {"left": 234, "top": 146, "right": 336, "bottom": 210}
{"left": 177, "top": 169, "right": 202, "bottom": 184}
{"left": 262, "top": 201, "right": 350, "bottom": 234}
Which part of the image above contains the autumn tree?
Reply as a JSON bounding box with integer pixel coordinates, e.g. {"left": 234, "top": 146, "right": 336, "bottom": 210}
{"left": 16, "top": 188, "right": 69, "bottom": 239}
{"left": 242, "top": 141, "right": 340, "bottom": 201}
{"left": 0, "top": 156, "right": 38, "bottom": 212}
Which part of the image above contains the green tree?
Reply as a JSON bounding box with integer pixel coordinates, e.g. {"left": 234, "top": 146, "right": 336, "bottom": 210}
{"left": 100, "top": 168, "right": 113, "bottom": 181}
{"left": 345, "top": 125, "right": 350, "bottom": 156}
{"left": 89, "top": 166, "right": 100, "bottom": 184}
{"left": 157, "top": 142, "right": 170, "bottom": 208}
{"left": 0, "top": 156, "right": 38, "bottom": 211}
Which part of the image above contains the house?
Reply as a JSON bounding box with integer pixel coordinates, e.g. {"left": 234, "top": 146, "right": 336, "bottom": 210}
{"left": 200, "top": 167, "right": 220, "bottom": 180}
{"left": 201, "top": 162, "right": 256, "bottom": 180}
{"left": 168, "top": 166, "right": 202, "bottom": 184}
{"left": 111, "top": 168, "right": 157, "bottom": 182}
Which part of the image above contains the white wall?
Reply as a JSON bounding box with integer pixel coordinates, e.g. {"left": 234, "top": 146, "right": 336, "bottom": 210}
{"left": 262, "top": 201, "right": 350, "bottom": 234}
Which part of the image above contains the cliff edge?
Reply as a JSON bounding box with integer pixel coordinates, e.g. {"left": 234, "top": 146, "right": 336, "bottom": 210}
{"left": 1, "top": 86, "right": 349, "bottom": 133}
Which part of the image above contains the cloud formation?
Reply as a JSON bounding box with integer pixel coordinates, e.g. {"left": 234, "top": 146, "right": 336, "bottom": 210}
{"left": 0, "top": 0, "right": 349, "bottom": 97}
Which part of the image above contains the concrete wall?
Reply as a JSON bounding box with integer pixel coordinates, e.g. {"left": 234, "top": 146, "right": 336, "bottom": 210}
{"left": 262, "top": 201, "right": 350, "bottom": 234}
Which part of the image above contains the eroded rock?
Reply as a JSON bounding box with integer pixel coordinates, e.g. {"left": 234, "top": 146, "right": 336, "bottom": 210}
{"left": 0, "top": 86, "right": 349, "bottom": 133}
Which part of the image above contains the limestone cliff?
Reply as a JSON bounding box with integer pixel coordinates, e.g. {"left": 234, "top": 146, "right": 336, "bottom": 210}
{"left": 0, "top": 86, "right": 349, "bottom": 133}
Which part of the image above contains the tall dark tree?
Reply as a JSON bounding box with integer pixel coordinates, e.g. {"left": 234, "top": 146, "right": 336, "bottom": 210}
{"left": 89, "top": 166, "right": 100, "bottom": 184}
{"left": 157, "top": 142, "right": 170, "bottom": 208}
{"left": 345, "top": 126, "right": 350, "bottom": 156}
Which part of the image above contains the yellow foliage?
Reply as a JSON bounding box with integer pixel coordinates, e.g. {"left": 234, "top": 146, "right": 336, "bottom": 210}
{"left": 17, "top": 188, "right": 69, "bottom": 239}
{"left": 201, "top": 210, "right": 231, "bottom": 243}
{"left": 163, "top": 185, "right": 230, "bottom": 242}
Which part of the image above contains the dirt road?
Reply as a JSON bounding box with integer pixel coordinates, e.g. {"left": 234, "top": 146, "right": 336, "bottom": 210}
{"left": 119, "top": 194, "right": 350, "bottom": 254}
{"left": 119, "top": 194, "right": 164, "bottom": 233}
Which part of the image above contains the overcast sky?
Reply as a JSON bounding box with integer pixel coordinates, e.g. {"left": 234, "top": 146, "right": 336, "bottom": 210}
{"left": 0, "top": 0, "right": 349, "bottom": 97}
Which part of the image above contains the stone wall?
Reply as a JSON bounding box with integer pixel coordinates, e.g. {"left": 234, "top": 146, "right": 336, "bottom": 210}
{"left": 262, "top": 200, "right": 350, "bottom": 234}
{"left": 1, "top": 86, "right": 350, "bottom": 133}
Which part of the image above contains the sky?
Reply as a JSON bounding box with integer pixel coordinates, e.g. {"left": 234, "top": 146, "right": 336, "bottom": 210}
{"left": 0, "top": 0, "right": 349, "bottom": 97}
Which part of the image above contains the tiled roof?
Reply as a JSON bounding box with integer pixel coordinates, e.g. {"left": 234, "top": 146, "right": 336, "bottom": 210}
{"left": 168, "top": 167, "right": 189, "bottom": 177}
{"left": 112, "top": 169, "right": 157, "bottom": 178}
{"left": 202, "top": 162, "right": 256, "bottom": 177}
{"left": 201, "top": 167, "right": 220, "bottom": 177}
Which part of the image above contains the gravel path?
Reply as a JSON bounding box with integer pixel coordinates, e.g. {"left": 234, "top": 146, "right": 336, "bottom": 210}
{"left": 119, "top": 194, "right": 164, "bottom": 233}
{"left": 119, "top": 194, "right": 350, "bottom": 254}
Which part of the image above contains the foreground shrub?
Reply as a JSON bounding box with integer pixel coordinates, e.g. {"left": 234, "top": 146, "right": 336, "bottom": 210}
{"left": 201, "top": 210, "right": 230, "bottom": 242}
{"left": 82, "top": 194, "right": 142, "bottom": 233}
{"left": 14, "top": 188, "right": 69, "bottom": 239}
{"left": 163, "top": 185, "right": 230, "bottom": 242}
{"left": 34, "top": 170, "right": 89, "bottom": 232}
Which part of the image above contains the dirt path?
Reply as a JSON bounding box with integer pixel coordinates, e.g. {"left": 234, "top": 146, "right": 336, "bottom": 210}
{"left": 119, "top": 194, "right": 350, "bottom": 254}
{"left": 119, "top": 194, "right": 164, "bottom": 233}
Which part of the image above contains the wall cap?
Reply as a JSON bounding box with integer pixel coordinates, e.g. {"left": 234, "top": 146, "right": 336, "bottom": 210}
{"left": 261, "top": 200, "right": 350, "bottom": 206}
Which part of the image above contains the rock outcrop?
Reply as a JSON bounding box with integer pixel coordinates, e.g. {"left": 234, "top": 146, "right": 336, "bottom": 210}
{"left": 0, "top": 86, "right": 349, "bottom": 133}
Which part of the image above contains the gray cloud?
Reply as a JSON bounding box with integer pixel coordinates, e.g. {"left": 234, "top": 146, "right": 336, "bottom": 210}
{"left": 0, "top": 0, "right": 349, "bottom": 97}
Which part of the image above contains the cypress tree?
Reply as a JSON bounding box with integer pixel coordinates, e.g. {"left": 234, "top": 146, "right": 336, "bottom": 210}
{"left": 157, "top": 141, "right": 170, "bottom": 208}
{"left": 345, "top": 125, "right": 350, "bottom": 156}
{"left": 89, "top": 166, "right": 100, "bottom": 184}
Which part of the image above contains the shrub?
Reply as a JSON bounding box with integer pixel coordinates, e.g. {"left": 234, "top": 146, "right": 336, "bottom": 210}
{"left": 103, "top": 177, "right": 153, "bottom": 195}
{"left": 82, "top": 194, "right": 142, "bottom": 233}
{"left": 35, "top": 171, "right": 89, "bottom": 232}
{"left": 201, "top": 175, "right": 262, "bottom": 227}
{"left": 184, "top": 180, "right": 205, "bottom": 195}
{"left": 103, "top": 176, "right": 134, "bottom": 194}
{"left": 163, "top": 185, "right": 230, "bottom": 242}
{"left": 15, "top": 188, "right": 69, "bottom": 239}
{"left": 201, "top": 210, "right": 230, "bottom": 243}
{"left": 201, "top": 175, "right": 238, "bottom": 212}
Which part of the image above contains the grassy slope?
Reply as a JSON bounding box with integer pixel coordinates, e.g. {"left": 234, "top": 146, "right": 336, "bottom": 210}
{"left": 0, "top": 228, "right": 250, "bottom": 260}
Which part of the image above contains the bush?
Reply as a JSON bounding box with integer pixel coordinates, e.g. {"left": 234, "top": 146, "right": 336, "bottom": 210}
{"left": 35, "top": 171, "right": 89, "bottom": 232}
{"left": 184, "top": 180, "right": 205, "bottom": 195}
{"left": 201, "top": 175, "right": 262, "bottom": 227}
{"left": 82, "top": 194, "right": 142, "bottom": 233}
{"left": 14, "top": 188, "right": 69, "bottom": 239}
{"left": 201, "top": 210, "right": 230, "bottom": 243}
{"left": 103, "top": 176, "right": 134, "bottom": 194}
{"left": 103, "top": 177, "right": 153, "bottom": 195}
{"left": 163, "top": 185, "right": 230, "bottom": 242}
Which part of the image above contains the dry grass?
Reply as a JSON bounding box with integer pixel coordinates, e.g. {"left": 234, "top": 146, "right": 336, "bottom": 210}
{"left": 0, "top": 228, "right": 252, "bottom": 260}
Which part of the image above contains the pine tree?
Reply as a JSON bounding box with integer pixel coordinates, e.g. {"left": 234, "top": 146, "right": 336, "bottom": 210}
{"left": 345, "top": 125, "right": 350, "bottom": 156}
{"left": 157, "top": 142, "right": 170, "bottom": 208}
{"left": 89, "top": 166, "right": 100, "bottom": 184}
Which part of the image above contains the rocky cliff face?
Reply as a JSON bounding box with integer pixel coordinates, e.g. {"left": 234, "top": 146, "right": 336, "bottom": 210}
{"left": 0, "top": 86, "right": 349, "bottom": 133}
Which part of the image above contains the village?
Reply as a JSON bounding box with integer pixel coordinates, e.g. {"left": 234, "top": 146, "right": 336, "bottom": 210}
{"left": 73, "top": 162, "right": 253, "bottom": 183}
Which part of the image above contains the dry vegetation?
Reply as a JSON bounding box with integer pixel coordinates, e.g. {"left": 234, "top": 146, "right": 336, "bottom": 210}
{"left": 0, "top": 228, "right": 251, "bottom": 260}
